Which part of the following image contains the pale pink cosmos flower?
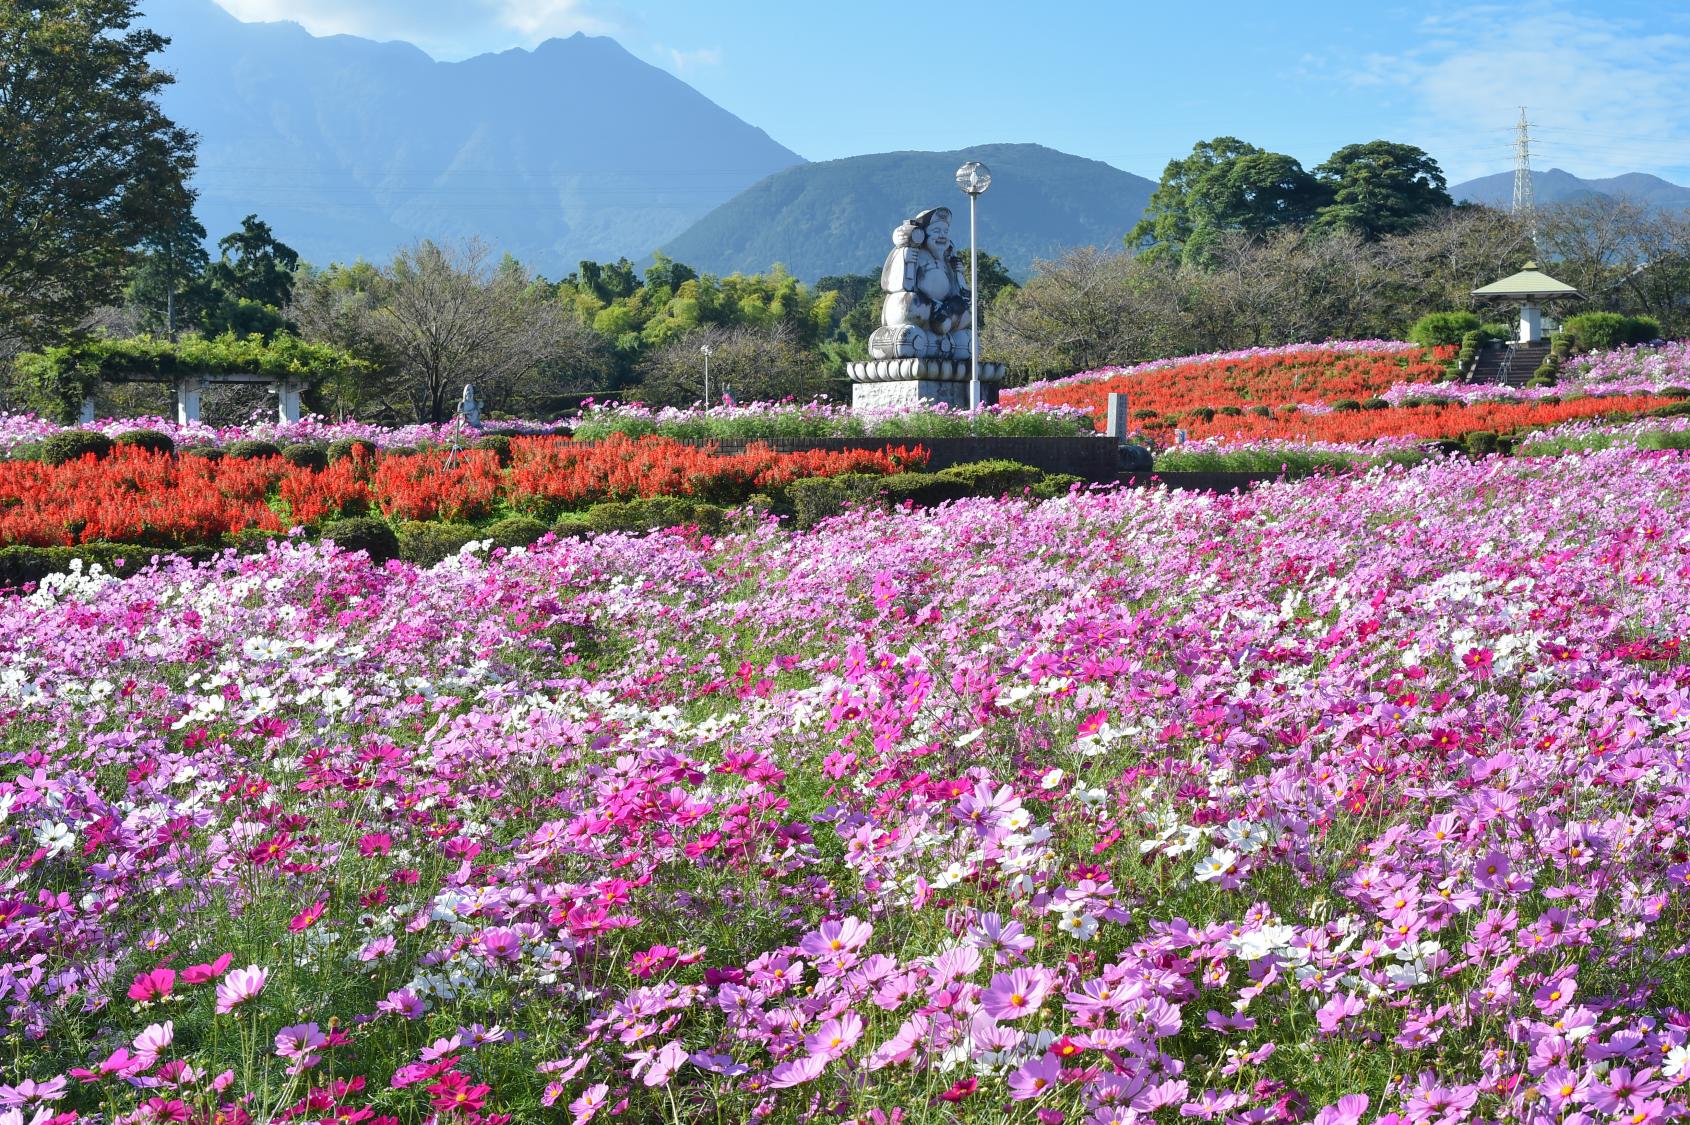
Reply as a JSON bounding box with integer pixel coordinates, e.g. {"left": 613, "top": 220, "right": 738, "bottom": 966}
{"left": 798, "top": 916, "right": 872, "bottom": 960}
{"left": 804, "top": 1011, "right": 865, "bottom": 1060}
{"left": 981, "top": 967, "right": 1051, "bottom": 1021}
{"left": 214, "top": 966, "right": 266, "bottom": 1015}
{"left": 1312, "top": 1094, "right": 1369, "bottom": 1125}
{"left": 131, "top": 1022, "right": 174, "bottom": 1068}
{"left": 569, "top": 1082, "right": 610, "bottom": 1122}
{"left": 274, "top": 1023, "right": 327, "bottom": 1060}
{"left": 1008, "top": 1054, "right": 1060, "bottom": 1100}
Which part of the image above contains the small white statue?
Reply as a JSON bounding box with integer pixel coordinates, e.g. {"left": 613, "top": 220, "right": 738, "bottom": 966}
{"left": 868, "top": 207, "right": 973, "bottom": 361}
{"left": 457, "top": 383, "right": 483, "bottom": 429}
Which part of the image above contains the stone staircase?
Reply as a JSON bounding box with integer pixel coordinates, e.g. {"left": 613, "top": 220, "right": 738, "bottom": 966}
{"left": 1470, "top": 342, "right": 1550, "bottom": 387}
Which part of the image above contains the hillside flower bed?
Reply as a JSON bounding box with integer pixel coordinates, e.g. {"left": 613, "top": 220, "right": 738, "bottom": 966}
{"left": 567, "top": 400, "right": 1095, "bottom": 441}
{"left": 0, "top": 435, "right": 926, "bottom": 547}
{"left": 6, "top": 450, "right": 1690, "bottom": 1123}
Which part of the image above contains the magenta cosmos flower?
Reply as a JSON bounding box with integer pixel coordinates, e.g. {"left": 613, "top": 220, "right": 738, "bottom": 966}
{"left": 981, "top": 967, "right": 1052, "bottom": 1021}
{"left": 798, "top": 916, "right": 872, "bottom": 960}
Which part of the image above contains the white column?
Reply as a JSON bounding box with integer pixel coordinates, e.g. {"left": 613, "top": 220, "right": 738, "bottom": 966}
{"left": 1518, "top": 303, "right": 1542, "bottom": 344}
{"left": 276, "top": 380, "right": 303, "bottom": 424}
{"left": 176, "top": 377, "right": 205, "bottom": 425}
{"left": 79, "top": 396, "right": 97, "bottom": 425}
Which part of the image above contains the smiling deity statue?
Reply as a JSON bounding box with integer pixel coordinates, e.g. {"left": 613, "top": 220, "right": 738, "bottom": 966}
{"left": 870, "top": 208, "right": 972, "bottom": 360}
{"left": 847, "top": 208, "right": 1004, "bottom": 409}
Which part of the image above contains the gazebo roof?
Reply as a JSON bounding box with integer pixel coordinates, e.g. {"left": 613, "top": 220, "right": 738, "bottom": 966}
{"left": 1472, "top": 261, "right": 1585, "bottom": 300}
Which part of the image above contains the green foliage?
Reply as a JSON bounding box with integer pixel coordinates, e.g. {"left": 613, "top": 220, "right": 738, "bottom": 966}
{"left": 1332, "top": 399, "right": 1362, "bottom": 412}
{"left": 936, "top": 459, "right": 1047, "bottom": 495}
{"left": 223, "top": 439, "right": 281, "bottom": 461}
{"left": 879, "top": 472, "right": 973, "bottom": 509}
{"left": 1407, "top": 311, "right": 1483, "bottom": 348}
{"left": 113, "top": 429, "right": 175, "bottom": 455}
{"left": 395, "top": 521, "right": 481, "bottom": 567}
{"left": 1659, "top": 386, "right": 1690, "bottom": 399}
{"left": 0, "top": 0, "right": 198, "bottom": 345}
{"left": 583, "top": 497, "right": 728, "bottom": 535}
{"left": 0, "top": 542, "right": 217, "bottom": 590}
{"left": 1560, "top": 312, "right": 1662, "bottom": 350}
{"left": 785, "top": 474, "right": 887, "bottom": 530}
{"left": 326, "top": 438, "right": 377, "bottom": 463}
{"left": 7, "top": 443, "right": 44, "bottom": 463}
{"left": 1312, "top": 141, "right": 1452, "bottom": 240}
{"left": 1032, "top": 472, "right": 1084, "bottom": 499}
{"left": 180, "top": 445, "right": 223, "bottom": 462}
{"left": 1637, "top": 429, "right": 1690, "bottom": 449}
{"left": 484, "top": 515, "right": 550, "bottom": 549}
{"left": 1362, "top": 397, "right": 1389, "bottom": 410}
{"left": 1465, "top": 430, "right": 1500, "bottom": 455}
{"left": 10, "top": 330, "right": 366, "bottom": 421}
{"left": 474, "top": 434, "right": 514, "bottom": 465}
{"left": 41, "top": 430, "right": 115, "bottom": 466}
{"left": 1646, "top": 402, "right": 1690, "bottom": 418}
{"left": 280, "top": 443, "right": 327, "bottom": 470}
{"left": 1152, "top": 448, "right": 1403, "bottom": 473}
{"left": 319, "top": 517, "right": 400, "bottom": 565}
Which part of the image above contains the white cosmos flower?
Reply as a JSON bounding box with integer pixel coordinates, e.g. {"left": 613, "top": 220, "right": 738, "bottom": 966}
{"left": 1194, "top": 849, "right": 1238, "bottom": 883}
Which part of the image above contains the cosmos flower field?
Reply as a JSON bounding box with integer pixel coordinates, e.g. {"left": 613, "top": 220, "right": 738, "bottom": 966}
{"left": 6, "top": 445, "right": 1690, "bottom": 1125}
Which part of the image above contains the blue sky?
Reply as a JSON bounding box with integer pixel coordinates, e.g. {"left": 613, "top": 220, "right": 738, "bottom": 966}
{"left": 208, "top": 0, "right": 1690, "bottom": 185}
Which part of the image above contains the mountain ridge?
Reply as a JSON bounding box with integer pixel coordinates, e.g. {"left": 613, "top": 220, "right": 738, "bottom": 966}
{"left": 657, "top": 144, "right": 1158, "bottom": 282}
{"left": 140, "top": 0, "right": 804, "bottom": 273}
{"left": 1451, "top": 167, "right": 1690, "bottom": 211}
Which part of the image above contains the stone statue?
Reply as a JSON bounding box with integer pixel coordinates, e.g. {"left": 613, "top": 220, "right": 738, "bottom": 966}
{"left": 457, "top": 383, "right": 483, "bottom": 429}
{"left": 868, "top": 207, "right": 973, "bottom": 360}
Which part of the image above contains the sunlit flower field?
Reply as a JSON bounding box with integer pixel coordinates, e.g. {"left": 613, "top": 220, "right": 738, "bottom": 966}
{"left": 5, "top": 448, "right": 1690, "bottom": 1125}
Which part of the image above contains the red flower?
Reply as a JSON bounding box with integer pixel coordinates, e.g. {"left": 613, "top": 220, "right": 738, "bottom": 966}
{"left": 939, "top": 1078, "right": 979, "bottom": 1102}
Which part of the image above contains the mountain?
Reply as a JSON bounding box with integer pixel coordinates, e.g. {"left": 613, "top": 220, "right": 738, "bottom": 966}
{"left": 139, "top": 0, "right": 803, "bottom": 273}
{"left": 1452, "top": 168, "right": 1690, "bottom": 212}
{"left": 656, "top": 144, "right": 1157, "bottom": 282}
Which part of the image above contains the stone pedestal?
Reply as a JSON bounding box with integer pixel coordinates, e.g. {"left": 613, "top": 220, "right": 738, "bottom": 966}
{"left": 848, "top": 357, "right": 1004, "bottom": 411}
{"left": 176, "top": 376, "right": 207, "bottom": 425}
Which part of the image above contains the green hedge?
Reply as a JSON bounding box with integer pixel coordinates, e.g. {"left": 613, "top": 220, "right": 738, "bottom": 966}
{"left": 1407, "top": 311, "right": 1483, "bottom": 348}
{"left": 1561, "top": 313, "right": 1662, "bottom": 350}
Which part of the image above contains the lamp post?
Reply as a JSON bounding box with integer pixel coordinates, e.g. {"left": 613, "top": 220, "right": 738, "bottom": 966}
{"left": 955, "top": 160, "right": 992, "bottom": 412}
{"left": 700, "top": 343, "right": 713, "bottom": 408}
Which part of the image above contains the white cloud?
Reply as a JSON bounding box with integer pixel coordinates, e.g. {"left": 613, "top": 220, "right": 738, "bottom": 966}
{"left": 1346, "top": 3, "right": 1690, "bottom": 182}
{"left": 210, "top": 0, "right": 614, "bottom": 59}
{"left": 661, "top": 44, "right": 722, "bottom": 73}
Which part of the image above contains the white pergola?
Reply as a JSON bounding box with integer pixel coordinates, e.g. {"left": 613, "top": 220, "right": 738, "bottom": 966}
{"left": 1472, "top": 261, "right": 1585, "bottom": 344}
{"left": 80, "top": 373, "right": 305, "bottom": 426}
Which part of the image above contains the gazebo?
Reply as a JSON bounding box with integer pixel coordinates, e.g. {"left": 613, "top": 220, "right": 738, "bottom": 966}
{"left": 1472, "top": 261, "right": 1584, "bottom": 344}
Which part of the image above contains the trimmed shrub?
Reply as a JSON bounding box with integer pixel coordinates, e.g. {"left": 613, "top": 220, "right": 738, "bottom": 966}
{"left": 1465, "top": 430, "right": 1500, "bottom": 456}
{"left": 384, "top": 445, "right": 419, "bottom": 458}
{"left": 327, "top": 437, "right": 377, "bottom": 463}
{"left": 396, "top": 521, "right": 481, "bottom": 567}
{"left": 280, "top": 443, "right": 328, "bottom": 471}
{"left": 114, "top": 429, "right": 175, "bottom": 456}
{"left": 1637, "top": 430, "right": 1690, "bottom": 451}
{"left": 551, "top": 514, "right": 593, "bottom": 539}
{"left": 1131, "top": 409, "right": 1158, "bottom": 420}
{"left": 180, "top": 446, "right": 225, "bottom": 462}
{"left": 232, "top": 528, "right": 288, "bottom": 554}
{"left": 1332, "top": 399, "right": 1362, "bottom": 413}
{"left": 1534, "top": 362, "right": 1558, "bottom": 379}
{"left": 1659, "top": 386, "right": 1690, "bottom": 399}
{"left": 1561, "top": 312, "right": 1662, "bottom": 350}
{"left": 475, "top": 434, "right": 514, "bottom": 465}
{"left": 223, "top": 439, "right": 281, "bottom": 461}
{"left": 1479, "top": 323, "right": 1513, "bottom": 343}
{"left": 319, "top": 517, "right": 400, "bottom": 564}
{"left": 1217, "top": 405, "right": 1243, "bottom": 416}
{"left": 1407, "top": 311, "right": 1483, "bottom": 348}
{"left": 0, "top": 542, "right": 219, "bottom": 590}
{"left": 879, "top": 473, "right": 972, "bottom": 509}
{"left": 1187, "top": 406, "right": 1216, "bottom": 423}
{"left": 484, "top": 515, "right": 549, "bottom": 549}
{"left": 1526, "top": 376, "right": 1557, "bottom": 388}
{"left": 1362, "top": 398, "right": 1390, "bottom": 411}
{"left": 1646, "top": 402, "right": 1690, "bottom": 418}
{"left": 1248, "top": 405, "right": 1272, "bottom": 418}
{"left": 42, "top": 430, "right": 115, "bottom": 465}
{"left": 1032, "top": 473, "right": 1084, "bottom": 499}
{"left": 8, "top": 442, "right": 44, "bottom": 462}
{"left": 936, "top": 459, "right": 1046, "bottom": 496}
{"left": 786, "top": 474, "right": 887, "bottom": 530}
{"left": 584, "top": 497, "right": 727, "bottom": 535}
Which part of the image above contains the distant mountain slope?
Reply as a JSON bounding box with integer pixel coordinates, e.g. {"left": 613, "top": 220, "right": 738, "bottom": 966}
{"left": 140, "top": 0, "right": 803, "bottom": 272}
{"left": 1453, "top": 168, "right": 1690, "bottom": 211}
{"left": 656, "top": 144, "right": 1156, "bottom": 281}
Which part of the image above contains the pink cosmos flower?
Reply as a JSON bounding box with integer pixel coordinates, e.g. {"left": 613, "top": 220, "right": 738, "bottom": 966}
{"left": 127, "top": 966, "right": 176, "bottom": 1003}
{"left": 1008, "top": 1054, "right": 1061, "bottom": 1100}
{"left": 981, "top": 967, "right": 1051, "bottom": 1021}
{"left": 767, "top": 1053, "right": 829, "bottom": 1088}
{"left": 1532, "top": 977, "right": 1577, "bottom": 1015}
{"left": 287, "top": 899, "right": 327, "bottom": 932}
{"left": 1313, "top": 1094, "right": 1369, "bottom": 1125}
{"left": 569, "top": 1083, "right": 610, "bottom": 1122}
{"left": 1316, "top": 992, "right": 1365, "bottom": 1035}
{"left": 804, "top": 1011, "right": 865, "bottom": 1060}
{"left": 0, "top": 1076, "right": 67, "bottom": 1106}
{"left": 1588, "top": 1067, "right": 1659, "bottom": 1115}
{"left": 132, "top": 1021, "right": 174, "bottom": 1068}
{"left": 798, "top": 916, "right": 872, "bottom": 960}
{"left": 378, "top": 988, "right": 427, "bottom": 1019}
{"left": 181, "top": 953, "right": 233, "bottom": 984}
{"left": 274, "top": 1022, "right": 327, "bottom": 1059}
{"left": 214, "top": 966, "right": 266, "bottom": 1014}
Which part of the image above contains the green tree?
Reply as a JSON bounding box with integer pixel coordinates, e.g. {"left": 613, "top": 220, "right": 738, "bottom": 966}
{"left": 126, "top": 209, "right": 210, "bottom": 338}
{"left": 1314, "top": 141, "right": 1453, "bottom": 239}
{"left": 0, "top": 0, "right": 198, "bottom": 345}
{"left": 956, "top": 249, "right": 1017, "bottom": 310}
{"left": 1128, "top": 137, "right": 1262, "bottom": 259}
